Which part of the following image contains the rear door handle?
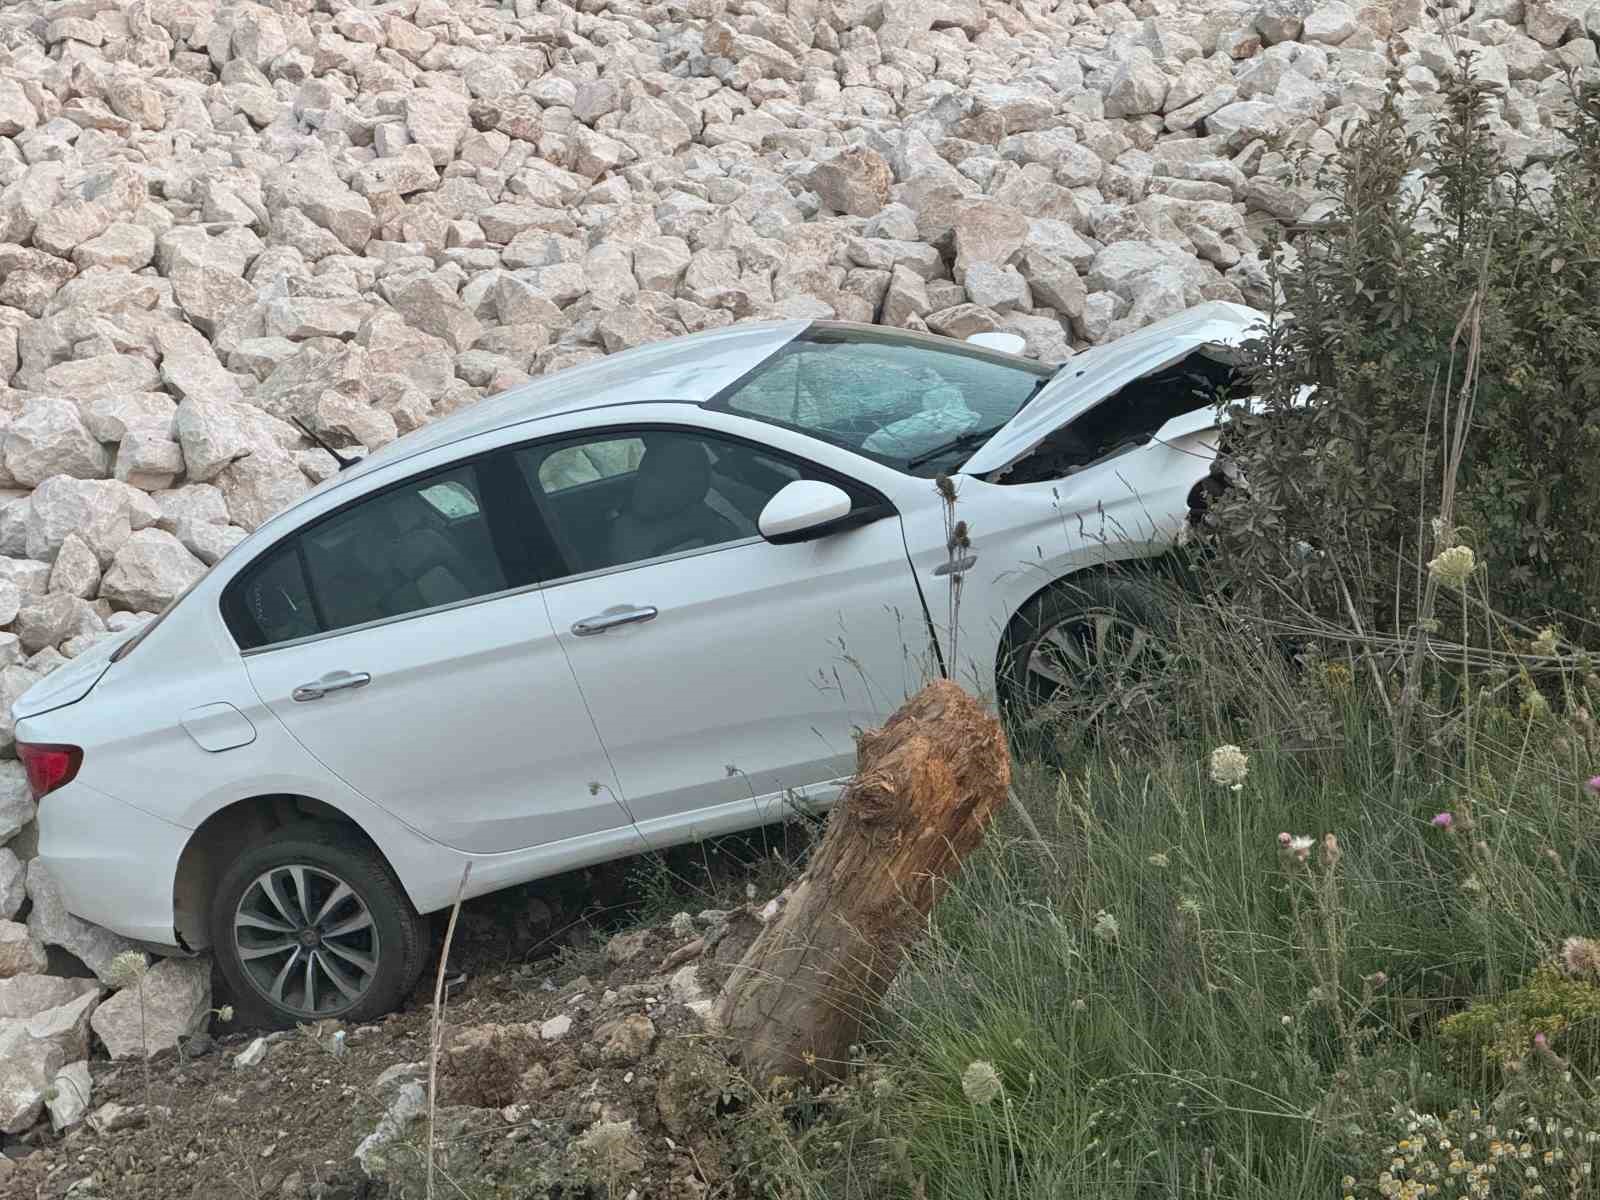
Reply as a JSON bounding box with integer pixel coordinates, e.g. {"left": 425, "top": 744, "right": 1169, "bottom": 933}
{"left": 292, "top": 671, "right": 372, "bottom": 702}
{"left": 571, "top": 606, "right": 658, "bottom": 636}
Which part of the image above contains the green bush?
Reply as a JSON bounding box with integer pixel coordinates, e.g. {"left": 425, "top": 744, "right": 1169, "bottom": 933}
{"left": 1440, "top": 963, "right": 1600, "bottom": 1082}
{"left": 1213, "top": 58, "right": 1600, "bottom": 631}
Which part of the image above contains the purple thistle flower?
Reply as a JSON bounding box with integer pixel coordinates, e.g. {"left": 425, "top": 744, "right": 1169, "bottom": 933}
{"left": 1587, "top": 776, "right": 1600, "bottom": 795}
{"left": 1431, "top": 812, "right": 1454, "bottom": 830}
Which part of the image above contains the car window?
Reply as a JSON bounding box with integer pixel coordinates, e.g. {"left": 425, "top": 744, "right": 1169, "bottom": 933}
{"left": 226, "top": 464, "right": 511, "bottom": 650}
{"left": 709, "top": 328, "right": 1051, "bottom": 476}
{"left": 517, "top": 431, "right": 826, "bottom": 578}
{"left": 538, "top": 438, "right": 645, "bottom": 493}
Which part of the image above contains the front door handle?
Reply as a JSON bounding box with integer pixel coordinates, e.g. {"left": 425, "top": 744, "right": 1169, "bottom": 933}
{"left": 292, "top": 671, "right": 372, "bottom": 702}
{"left": 933, "top": 554, "right": 977, "bottom": 577}
{"left": 571, "top": 606, "right": 658, "bottom": 637}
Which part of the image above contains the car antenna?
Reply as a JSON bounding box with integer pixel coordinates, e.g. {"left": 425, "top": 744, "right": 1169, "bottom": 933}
{"left": 290, "top": 417, "right": 361, "bottom": 471}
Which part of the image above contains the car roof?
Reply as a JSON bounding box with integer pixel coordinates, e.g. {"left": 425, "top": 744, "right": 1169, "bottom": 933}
{"left": 332, "top": 318, "right": 812, "bottom": 487}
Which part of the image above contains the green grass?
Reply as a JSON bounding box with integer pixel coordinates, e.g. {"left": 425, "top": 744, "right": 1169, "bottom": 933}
{"left": 761, "top": 600, "right": 1600, "bottom": 1200}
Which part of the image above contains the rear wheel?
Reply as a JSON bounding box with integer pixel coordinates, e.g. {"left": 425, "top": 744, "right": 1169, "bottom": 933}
{"left": 210, "top": 824, "right": 427, "bottom": 1028}
{"left": 998, "top": 574, "right": 1176, "bottom": 751}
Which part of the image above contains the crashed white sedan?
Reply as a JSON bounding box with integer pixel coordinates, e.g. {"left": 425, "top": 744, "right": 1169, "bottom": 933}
{"left": 15, "top": 301, "right": 1259, "bottom": 1025}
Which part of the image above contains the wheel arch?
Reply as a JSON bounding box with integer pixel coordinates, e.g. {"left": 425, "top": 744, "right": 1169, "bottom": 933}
{"left": 172, "top": 793, "right": 391, "bottom": 951}
{"left": 992, "top": 551, "right": 1189, "bottom": 686}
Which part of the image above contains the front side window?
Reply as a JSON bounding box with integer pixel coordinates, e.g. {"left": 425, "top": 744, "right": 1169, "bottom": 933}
{"left": 518, "top": 429, "right": 848, "bottom": 578}
{"left": 227, "top": 463, "right": 511, "bottom": 650}
{"left": 708, "top": 327, "right": 1052, "bottom": 476}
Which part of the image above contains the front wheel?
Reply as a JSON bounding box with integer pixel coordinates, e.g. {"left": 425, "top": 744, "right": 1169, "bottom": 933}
{"left": 997, "top": 573, "right": 1176, "bottom": 749}
{"left": 210, "top": 824, "right": 427, "bottom": 1028}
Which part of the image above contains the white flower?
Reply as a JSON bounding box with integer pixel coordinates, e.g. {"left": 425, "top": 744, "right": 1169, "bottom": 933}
{"left": 1147, "top": 852, "right": 1170, "bottom": 869}
{"left": 961, "top": 1060, "right": 1003, "bottom": 1106}
{"left": 108, "top": 951, "right": 148, "bottom": 988}
{"left": 1531, "top": 626, "right": 1559, "bottom": 657}
{"left": 669, "top": 912, "right": 695, "bottom": 939}
{"left": 1092, "top": 910, "right": 1120, "bottom": 943}
{"left": 1209, "top": 744, "right": 1249, "bottom": 790}
{"left": 1427, "top": 544, "right": 1476, "bottom": 587}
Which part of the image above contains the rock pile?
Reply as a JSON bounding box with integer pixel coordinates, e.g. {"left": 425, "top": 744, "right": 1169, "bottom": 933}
{"left": 0, "top": 0, "right": 1594, "bottom": 1154}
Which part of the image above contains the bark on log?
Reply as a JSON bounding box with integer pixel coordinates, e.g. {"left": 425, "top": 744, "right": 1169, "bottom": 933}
{"left": 716, "top": 679, "right": 1010, "bottom": 1088}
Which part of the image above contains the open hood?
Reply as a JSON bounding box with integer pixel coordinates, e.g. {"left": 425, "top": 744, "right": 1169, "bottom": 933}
{"left": 959, "top": 301, "right": 1266, "bottom": 478}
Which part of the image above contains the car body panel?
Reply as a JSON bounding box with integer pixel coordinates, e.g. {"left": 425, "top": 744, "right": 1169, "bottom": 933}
{"left": 542, "top": 515, "right": 931, "bottom": 832}
{"left": 960, "top": 301, "right": 1260, "bottom": 477}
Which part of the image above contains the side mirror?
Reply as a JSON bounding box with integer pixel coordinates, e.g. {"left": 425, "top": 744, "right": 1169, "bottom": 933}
{"left": 758, "top": 480, "right": 853, "bottom": 544}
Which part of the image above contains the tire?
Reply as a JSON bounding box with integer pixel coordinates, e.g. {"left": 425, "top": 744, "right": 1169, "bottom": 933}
{"left": 997, "top": 573, "right": 1176, "bottom": 748}
{"left": 210, "top": 823, "right": 428, "bottom": 1029}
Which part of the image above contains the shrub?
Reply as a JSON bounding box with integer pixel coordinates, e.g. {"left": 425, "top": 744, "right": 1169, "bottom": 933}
{"left": 1440, "top": 963, "right": 1600, "bottom": 1083}
{"left": 1212, "top": 57, "right": 1600, "bottom": 631}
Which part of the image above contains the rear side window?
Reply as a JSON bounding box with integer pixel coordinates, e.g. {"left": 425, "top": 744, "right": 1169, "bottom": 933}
{"left": 225, "top": 464, "right": 514, "bottom": 650}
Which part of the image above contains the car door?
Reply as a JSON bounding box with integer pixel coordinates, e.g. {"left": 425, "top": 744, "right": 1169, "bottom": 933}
{"left": 516, "top": 425, "right": 933, "bottom": 839}
{"left": 230, "top": 453, "right": 639, "bottom": 856}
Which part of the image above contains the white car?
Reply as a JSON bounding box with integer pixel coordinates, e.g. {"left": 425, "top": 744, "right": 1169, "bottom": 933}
{"left": 15, "top": 301, "right": 1259, "bottom": 1025}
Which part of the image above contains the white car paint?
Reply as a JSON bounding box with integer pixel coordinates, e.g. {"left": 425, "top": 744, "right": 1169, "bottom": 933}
{"left": 16, "top": 304, "right": 1263, "bottom": 958}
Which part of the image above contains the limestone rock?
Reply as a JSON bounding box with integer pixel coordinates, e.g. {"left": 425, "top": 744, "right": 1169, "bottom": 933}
{"left": 100, "top": 529, "right": 207, "bottom": 613}
{"left": 90, "top": 956, "right": 211, "bottom": 1060}
{"left": 0, "top": 975, "right": 99, "bottom": 1021}
{"left": 808, "top": 147, "right": 894, "bottom": 217}
{"left": 46, "top": 1060, "right": 91, "bottom": 1131}
{"left": 0, "top": 921, "right": 45, "bottom": 980}
{"left": 25, "top": 860, "right": 141, "bottom": 987}
{"left": 4, "top": 399, "right": 110, "bottom": 487}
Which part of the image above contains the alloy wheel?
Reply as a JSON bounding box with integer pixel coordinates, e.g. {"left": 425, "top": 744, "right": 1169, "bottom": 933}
{"left": 232, "top": 864, "right": 379, "bottom": 1019}
{"left": 1021, "top": 606, "right": 1169, "bottom": 725}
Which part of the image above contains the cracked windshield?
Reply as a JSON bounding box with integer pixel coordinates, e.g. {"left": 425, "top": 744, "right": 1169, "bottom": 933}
{"left": 713, "top": 332, "right": 1051, "bottom": 476}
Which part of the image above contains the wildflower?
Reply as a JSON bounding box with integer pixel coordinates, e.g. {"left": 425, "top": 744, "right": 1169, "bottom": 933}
{"left": 1427, "top": 544, "right": 1476, "bottom": 587}
{"left": 1092, "top": 910, "right": 1120, "bottom": 943}
{"left": 1532, "top": 627, "right": 1560, "bottom": 657}
{"left": 1431, "top": 812, "right": 1454, "bottom": 831}
{"left": 1534, "top": 1033, "right": 1548, "bottom": 1051}
{"left": 1283, "top": 834, "right": 1314, "bottom": 864}
{"left": 670, "top": 911, "right": 695, "bottom": 939}
{"left": 1072, "top": 997, "right": 1087, "bottom": 1011}
{"left": 217, "top": 1005, "right": 234, "bottom": 1023}
{"left": 1209, "top": 744, "right": 1249, "bottom": 790}
{"left": 1147, "top": 852, "right": 1169, "bottom": 868}
{"left": 1587, "top": 776, "right": 1600, "bottom": 795}
{"left": 1561, "top": 937, "right": 1600, "bottom": 977}
{"left": 961, "top": 1060, "right": 1003, "bottom": 1106}
{"left": 107, "top": 951, "right": 147, "bottom": 988}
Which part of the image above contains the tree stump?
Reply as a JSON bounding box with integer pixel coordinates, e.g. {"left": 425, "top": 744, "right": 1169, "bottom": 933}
{"left": 716, "top": 679, "right": 1010, "bottom": 1088}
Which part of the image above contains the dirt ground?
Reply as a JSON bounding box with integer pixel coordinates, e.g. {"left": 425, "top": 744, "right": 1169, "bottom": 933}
{"left": 2, "top": 832, "right": 812, "bottom": 1200}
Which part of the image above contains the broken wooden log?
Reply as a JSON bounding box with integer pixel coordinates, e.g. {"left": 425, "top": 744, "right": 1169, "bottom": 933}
{"left": 716, "top": 679, "right": 1010, "bottom": 1089}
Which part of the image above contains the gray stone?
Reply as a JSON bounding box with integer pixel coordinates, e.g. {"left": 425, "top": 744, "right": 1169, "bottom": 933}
{"left": 25, "top": 478, "right": 138, "bottom": 567}
{"left": 174, "top": 397, "right": 250, "bottom": 483}
{"left": 1301, "top": 0, "right": 1357, "bottom": 42}
{"left": 0, "top": 975, "right": 99, "bottom": 1021}
{"left": 807, "top": 147, "right": 893, "bottom": 217}
{"left": 0, "top": 921, "right": 46, "bottom": 980}
{"left": 355, "top": 1081, "right": 425, "bottom": 1177}
{"left": 0, "top": 766, "right": 31, "bottom": 844}
{"left": 263, "top": 160, "right": 375, "bottom": 254}
{"left": 216, "top": 450, "right": 309, "bottom": 532}
{"left": 0, "top": 850, "right": 22, "bottom": 922}
{"left": 0, "top": 1016, "right": 61, "bottom": 1134}
{"left": 46, "top": 1060, "right": 91, "bottom": 1131}
{"left": 4, "top": 399, "right": 110, "bottom": 487}
{"left": 48, "top": 535, "right": 101, "bottom": 602}
{"left": 91, "top": 956, "right": 211, "bottom": 1061}
{"left": 100, "top": 529, "right": 208, "bottom": 613}
{"left": 25, "top": 860, "right": 141, "bottom": 986}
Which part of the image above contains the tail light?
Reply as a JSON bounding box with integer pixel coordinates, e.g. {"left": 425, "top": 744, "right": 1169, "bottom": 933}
{"left": 17, "top": 742, "right": 83, "bottom": 802}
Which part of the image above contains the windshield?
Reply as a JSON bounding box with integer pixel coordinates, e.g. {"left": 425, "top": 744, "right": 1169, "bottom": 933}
{"left": 708, "top": 328, "right": 1052, "bottom": 477}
